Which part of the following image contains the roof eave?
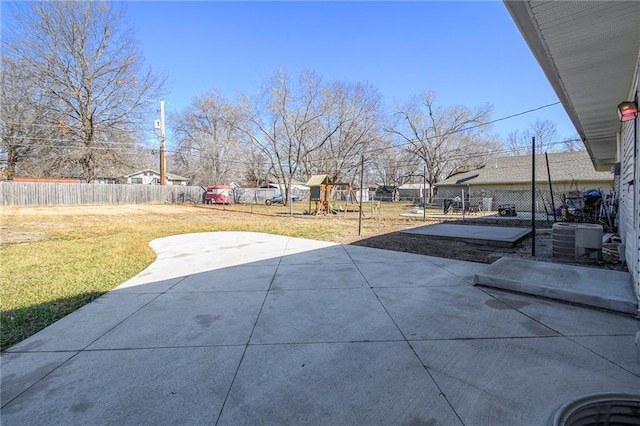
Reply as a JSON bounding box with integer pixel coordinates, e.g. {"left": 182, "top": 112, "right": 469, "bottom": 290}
{"left": 504, "top": 1, "right": 640, "bottom": 172}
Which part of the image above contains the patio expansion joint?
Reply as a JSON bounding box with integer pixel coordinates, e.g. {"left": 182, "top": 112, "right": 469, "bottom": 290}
{"left": 1, "top": 275, "right": 197, "bottom": 408}
{"left": 214, "top": 246, "right": 285, "bottom": 426}
{"left": 562, "top": 335, "right": 640, "bottom": 379}
{"left": 361, "top": 285, "right": 466, "bottom": 424}
{"left": 473, "top": 287, "right": 640, "bottom": 379}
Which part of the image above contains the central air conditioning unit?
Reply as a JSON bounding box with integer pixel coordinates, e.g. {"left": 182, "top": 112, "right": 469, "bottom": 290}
{"left": 575, "top": 224, "right": 603, "bottom": 261}
{"left": 552, "top": 223, "right": 602, "bottom": 262}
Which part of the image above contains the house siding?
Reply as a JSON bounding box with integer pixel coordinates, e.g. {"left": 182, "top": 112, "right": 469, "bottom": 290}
{"left": 618, "top": 71, "right": 639, "bottom": 305}
{"left": 124, "top": 169, "right": 189, "bottom": 186}
{"left": 636, "top": 110, "right": 639, "bottom": 306}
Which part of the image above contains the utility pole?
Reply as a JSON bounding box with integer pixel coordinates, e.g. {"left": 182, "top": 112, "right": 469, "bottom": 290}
{"left": 159, "top": 100, "right": 167, "bottom": 186}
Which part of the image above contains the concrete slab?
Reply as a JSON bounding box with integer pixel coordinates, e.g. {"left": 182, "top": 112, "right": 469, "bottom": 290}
{"left": 1, "top": 352, "right": 77, "bottom": 403}
{"left": 168, "top": 264, "right": 278, "bottom": 292}
{"left": 475, "top": 257, "right": 637, "bottom": 315}
{"left": 251, "top": 288, "right": 404, "bottom": 344}
{"left": 5, "top": 293, "right": 158, "bottom": 352}
{"left": 280, "top": 244, "right": 352, "bottom": 265}
{"left": 485, "top": 288, "right": 640, "bottom": 337}
{"left": 411, "top": 337, "right": 640, "bottom": 425}
{"left": 1, "top": 347, "right": 244, "bottom": 425}
{"left": 571, "top": 335, "right": 640, "bottom": 376}
{"left": 88, "top": 291, "right": 266, "bottom": 349}
{"left": 271, "top": 263, "right": 368, "bottom": 290}
{"left": 358, "top": 260, "right": 476, "bottom": 287}
{"left": 218, "top": 342, "right": 463, "bottom": 425}
{"left": 375, "top": 286, "right": 558, "bottom": 339}
{"left": 422, "top": 255, "right": 491, "bottom": 281}
{"left": 401, "top": 223, "right": 531, "bottom": 247}
{"left": 343, "top": 244, "right": 428, "bottom": 263}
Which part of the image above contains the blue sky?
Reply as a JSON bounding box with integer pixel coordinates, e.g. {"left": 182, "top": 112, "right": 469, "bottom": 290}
{"left": 13, "top": 1, "right": 578, "bottom": 143}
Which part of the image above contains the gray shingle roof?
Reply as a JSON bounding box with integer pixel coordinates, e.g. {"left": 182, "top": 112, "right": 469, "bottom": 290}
{"left": 437, "top": 151, "right": 612, "bottom": 186}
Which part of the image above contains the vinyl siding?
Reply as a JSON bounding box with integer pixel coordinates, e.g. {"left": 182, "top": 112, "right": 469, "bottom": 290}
{"left": 618, "top": 73, "right": 639, "bottom": 304}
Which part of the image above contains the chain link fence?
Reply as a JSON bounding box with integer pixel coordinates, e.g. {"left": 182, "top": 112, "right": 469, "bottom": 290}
{"left": 395, "top": 186, "right": 616, "bottom": 229}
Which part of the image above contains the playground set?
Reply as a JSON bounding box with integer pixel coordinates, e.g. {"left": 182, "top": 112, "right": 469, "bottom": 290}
{"left": 305, "top": 174, "right": 363, "bottom": 216}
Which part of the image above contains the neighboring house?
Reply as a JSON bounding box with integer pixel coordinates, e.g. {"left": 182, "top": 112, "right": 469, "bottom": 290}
{"left": 398, "top": 183, "right": 429, "bottom": 201}
{"left": 261, "top": 179, "right": 309, "bottom": 199}
{"left": 123, "top": 169, "right": 189, "bottom": 186}
{"left": 374, "top": 185, "right": 399, "bottom": 202}
{"left": 436, "top": 151, "right": 613, "bottom": 211}
{"left": 504, "top": 2, "right": 640, "bottom": 310}
{"left": 93, "top": 177, "right": 119, "bottom": 184}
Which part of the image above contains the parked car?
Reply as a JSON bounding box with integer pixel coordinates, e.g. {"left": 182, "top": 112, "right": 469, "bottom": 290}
{"left": 265, "top": 193, "right": 299, "bottom": 205}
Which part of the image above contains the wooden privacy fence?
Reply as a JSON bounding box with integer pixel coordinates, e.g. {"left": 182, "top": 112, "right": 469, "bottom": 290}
{"left": 0, "top": 182, "right": 205, "bottom": 207}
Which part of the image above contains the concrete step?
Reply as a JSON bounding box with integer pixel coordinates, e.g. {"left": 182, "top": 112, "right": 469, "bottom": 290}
{"left": 474, "top": 257, "right": 637, "bottom": 315}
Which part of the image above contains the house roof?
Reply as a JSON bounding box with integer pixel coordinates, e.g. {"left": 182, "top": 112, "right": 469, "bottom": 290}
{"left": 305, "top": 175, "right": 331, "bottom": 186}
{"left": 504, "top": 1, "right": 640, "bottom": 171}
{"left": 437, "top": 151, "right": 612, "bottom": 186}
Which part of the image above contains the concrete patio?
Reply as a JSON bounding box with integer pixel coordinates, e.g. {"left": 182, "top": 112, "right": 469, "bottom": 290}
{"left": 401, "top": 223, "right": 531, "bottom": 247}
{"left": 2, "top": 232, "right": 639, "bottom": 425}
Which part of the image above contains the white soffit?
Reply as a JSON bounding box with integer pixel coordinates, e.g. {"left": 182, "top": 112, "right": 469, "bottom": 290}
{"left": 505, "top": 1, "right": 640, "bottom": 171}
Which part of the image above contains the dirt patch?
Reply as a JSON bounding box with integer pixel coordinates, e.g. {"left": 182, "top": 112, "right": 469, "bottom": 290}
{"left": 353, "top": 228, "right": 627, "bottom": 272}
{"left": 352, "top": 232, "right": 511, "bottom": 263}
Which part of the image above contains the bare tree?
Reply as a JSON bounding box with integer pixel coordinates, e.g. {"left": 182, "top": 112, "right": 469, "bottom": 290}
{"left": 386, "top": 92, "right": 497, "bottom": 201}
{"left": 2, "top": 1, "right": 164, "bottom": 182}
{"left": 238, "top": 69, "right": 339, "bottom": 204}
{"left": 366, "top": 136, "right": 419, "bottom": 188}
{"left": 0, "top": 56, "right": 50, "bottom": 180}
{"left": 304, "top": 81, "right": 383, "bottom": 183}
{"left": 505, "top": 119, "right": 565, "bottom": 155}
{"left": 240, "top": 147, "right": 273, "bottom": 188}
{"left": 562, "top": 134, "right": 584, "bottom": 152}
{"left": 172, "top": 92, "right": 246, "bottom": 186}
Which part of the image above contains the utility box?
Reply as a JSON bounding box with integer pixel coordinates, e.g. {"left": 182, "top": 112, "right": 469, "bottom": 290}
{"left": 575, "top": 224, "right": 602, "bottom": 261}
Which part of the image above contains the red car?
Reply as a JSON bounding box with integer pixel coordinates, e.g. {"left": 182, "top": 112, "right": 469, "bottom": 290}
{"left": 204, "top": 186, "right": 232, "bottom": 204}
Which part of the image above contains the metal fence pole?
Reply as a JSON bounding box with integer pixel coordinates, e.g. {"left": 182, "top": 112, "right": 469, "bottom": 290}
{"left": 532, "top": 136, "right": 536, "bottom": 256}
{"left": 358, "top": 154, "right": 364, "bottom": 236}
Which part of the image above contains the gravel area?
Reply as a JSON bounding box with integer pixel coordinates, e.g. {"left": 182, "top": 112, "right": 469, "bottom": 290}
{"left": 490, "top": 230, "right": 627, "bottom": 272}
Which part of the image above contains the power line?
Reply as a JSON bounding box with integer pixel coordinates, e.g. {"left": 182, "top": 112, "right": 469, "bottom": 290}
{"left": 373, "top": 101, "right": 563, "bottom": 155}
{"left": 3, "top": 100, "right": 579, "bottom": 179}
{"left": 162, "top": 137, "right": 584, "bottom": 170}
